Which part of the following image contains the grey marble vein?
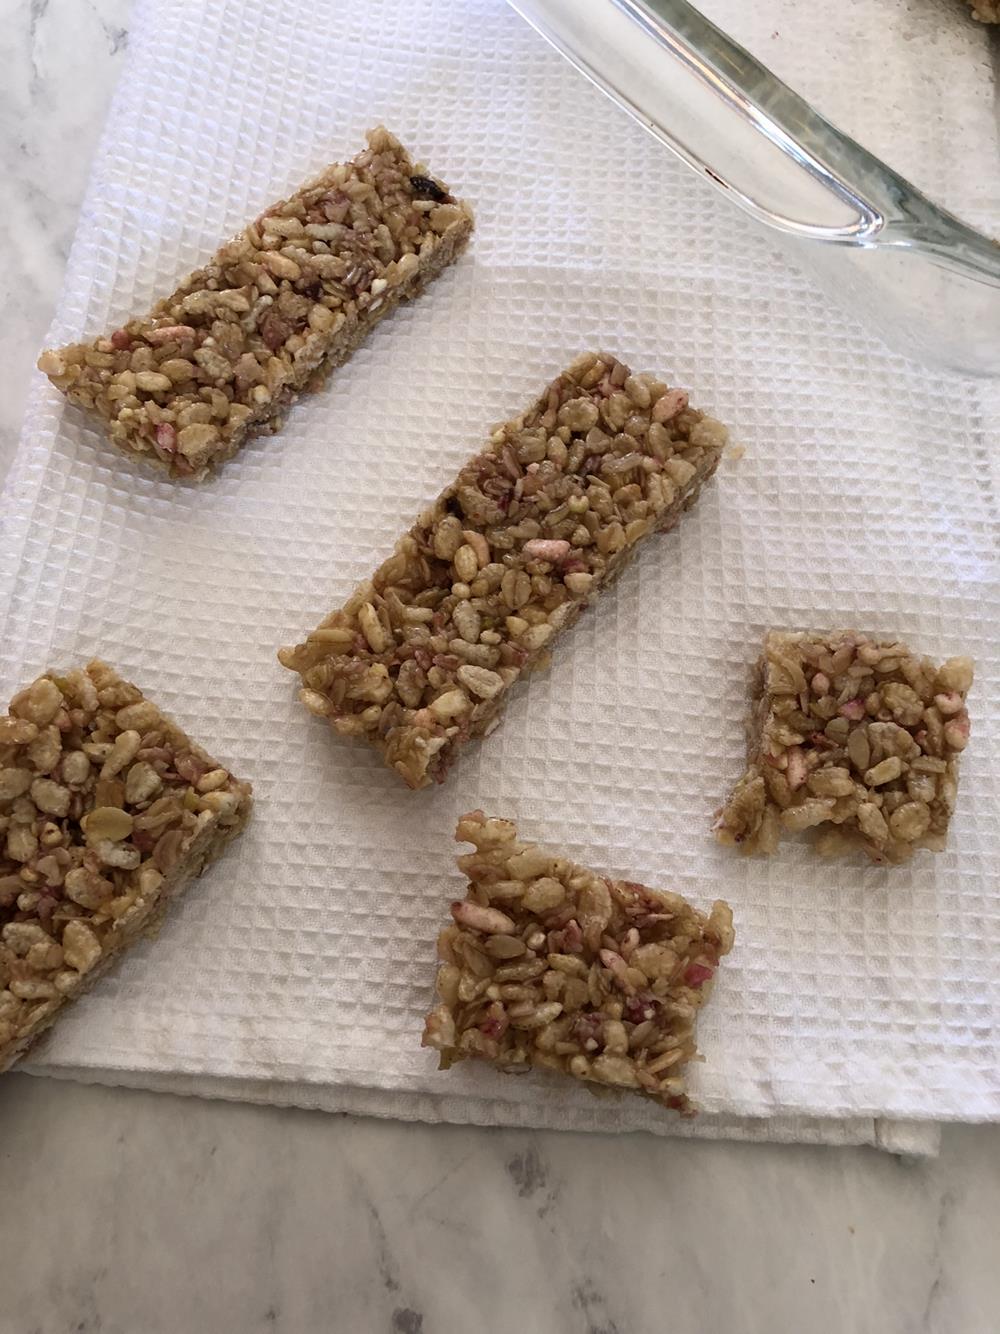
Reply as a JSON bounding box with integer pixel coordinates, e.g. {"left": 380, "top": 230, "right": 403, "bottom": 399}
{"left": 0, "top": 0, "right": 130, "bottom": 484}
{"left": 0, "top": 1074, "right": 998, "bottom": 1333}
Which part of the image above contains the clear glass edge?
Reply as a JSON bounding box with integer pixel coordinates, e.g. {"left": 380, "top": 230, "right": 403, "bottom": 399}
{"left": 509, "top": 0, "right": 1000, "bottom": 288}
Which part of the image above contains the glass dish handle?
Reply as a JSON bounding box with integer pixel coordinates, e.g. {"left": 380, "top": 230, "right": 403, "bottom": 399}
{"left": 508, "top": 0, "right": 1000, "bottom": 376}
{"left": 509, "top": 0, "right": 884, "bottom": 240}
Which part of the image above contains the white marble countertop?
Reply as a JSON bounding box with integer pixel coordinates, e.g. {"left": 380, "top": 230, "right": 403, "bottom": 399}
{"left": 1, "top": 4, "right": 999, "bottom": 1331}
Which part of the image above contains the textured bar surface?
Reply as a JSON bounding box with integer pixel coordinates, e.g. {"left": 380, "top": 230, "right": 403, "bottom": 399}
{"left": 422, "top": 812, "right": 734, "bottom": 1117}
{"left": 37, "top": 127, "right": 473, "bottom": 479}
{"left": 714, "top": 629, "right": 974, "bottom": 862}
{"left": 0, "top": 661, "right": 252, "bottom": 1072}
{"left": 280, "top": 352, "right": 727, "bottom": 788}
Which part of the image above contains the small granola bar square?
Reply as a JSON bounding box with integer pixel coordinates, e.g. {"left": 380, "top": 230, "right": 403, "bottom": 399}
{"left": 422, "top": 812, "right": 734, "bottom": 1117}
{"left": 280, "top": 351, "right": 726, "bottom": 788}
{"left": 38, "top": 128, "right": 473, "bottom": 479}
{"left": 0, "top": 660, "right": 252, "bottom": 1072}
{"left": 714, "top": 630, "right": 974, "bottom": 863}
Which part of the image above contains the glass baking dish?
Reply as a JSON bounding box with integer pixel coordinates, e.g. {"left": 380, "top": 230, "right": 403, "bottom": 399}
{"left": 507, "top": 0, "right": 1000, "bottom": 378}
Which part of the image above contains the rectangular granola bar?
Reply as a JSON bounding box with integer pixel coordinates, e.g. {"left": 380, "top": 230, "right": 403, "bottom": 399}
{"left": 0, "top": 660, "right": 252, "bottom": 1072}
{"left": 37, "top": 127, "right": 473, "bottom": 480}
{"left": 279, "top": 352, "right": 727, "bottom": 788}
{"left": 422, "top": 812, "right": 734, "bottom": 1116}
{"left": 714, "top": 630, "right": 974, "bottom": 863}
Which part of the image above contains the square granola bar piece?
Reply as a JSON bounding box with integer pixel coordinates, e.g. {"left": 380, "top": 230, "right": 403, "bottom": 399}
{"left": 422, "top": 812, "right": 734, "bottom": 1116}
{"left": 0, "top": 660, "right": 252, "bottom": 1072}
{"left": 280, "top": 351, "right": 726, "bottom": 788}
{"left": 38, "top": 128, "right": 473, "bottom": 479}
{"left": 714, "top": 630, "right": 974, "bottom": 863}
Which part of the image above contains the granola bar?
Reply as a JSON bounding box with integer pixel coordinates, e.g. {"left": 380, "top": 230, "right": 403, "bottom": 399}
{"left": 0, "top": 660, "right": 252, "bottom": 1072}
{"left": 714, "top": 630, "right": 974, "bottom": 864}
{"left": 967, "top": 0, "right": 998, "bottom": 21}
{"left": 37, "top": 128, "right": 473, "bottom": 480}
{"left": 279, "top": 352, "right": 727, "bottom": 788}
{"left": 422, "top": 812, "right": 734, "bottom": 1117}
